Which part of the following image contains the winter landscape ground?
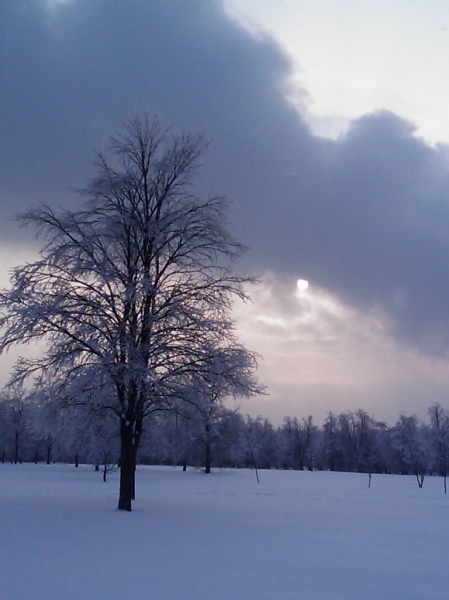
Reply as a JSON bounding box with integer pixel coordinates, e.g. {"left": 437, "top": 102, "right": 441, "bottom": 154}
{"left": 0, "top": 464, "right": 447, "bottom": 600}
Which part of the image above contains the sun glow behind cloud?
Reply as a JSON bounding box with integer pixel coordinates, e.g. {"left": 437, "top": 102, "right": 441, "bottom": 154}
{"left": 234, "top": 274, "right": 449, "bottom": 426}
{"left": 296, "top": 278, "right": 309, "bottom": 292}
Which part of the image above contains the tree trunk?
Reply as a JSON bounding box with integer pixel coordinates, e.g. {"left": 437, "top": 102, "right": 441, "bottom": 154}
{"left": 14, "top": 430, "right": 19, "bottom": 465}
{"left": 75, "top": 453, "right": 79, "bottom": 468}
{"left": 34, "top": 449, "right": 38, "bottom": 465}
{"left": 416, "top": 473, "right": 425, "bottom": 488}
{"left": 46, "top": 441, "right": 52, "bottom": 465}
{"left": 205, "top": 431, "right": 211, "bottom": 474}
{"left": 118, "top": 420, "right": 136, "bottom": 511}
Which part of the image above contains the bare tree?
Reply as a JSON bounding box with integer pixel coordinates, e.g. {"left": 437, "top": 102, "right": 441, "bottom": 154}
{"left": 393, "top": 414, "right": 429, "bottom": 488}
{"left": 0, "top": 399, "right": 6, "bottom": 463}
{"left": 322, "top": 412, "right": 340, "bottom": 471}
{"left": 0, "top": 113, "right": 258, "bottom": 510}
{"left": 353, "top": 410, "right": 379, "bottom": 487}
{"left": 428, "top": 403, "right": 449, "bottom": 493}
{"left": 280, "top": 416, "right": 316, "bottom": 471}
{"left": 84, "top": 409, "right": 120, "bottom": 482}
{"left": 28, "top": 379, "right": 66, "bottom": 465}
{"left": 2, "top": 385, "right": 31, "bottom": 464}
{"left": 171, "top": 344, "right": 263, "bottom": 473}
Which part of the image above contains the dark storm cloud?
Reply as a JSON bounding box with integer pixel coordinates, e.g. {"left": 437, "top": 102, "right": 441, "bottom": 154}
{"left": 299, "top": 113, "right": 449, "bottom": 352}
{"left": 0, "top": 0, "right": 299, "bottom": 210}
{"left": 2, "top": 0, "right": 449, "bottom": 353}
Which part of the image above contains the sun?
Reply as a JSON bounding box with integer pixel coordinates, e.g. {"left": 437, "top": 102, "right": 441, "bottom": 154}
{"left": 297, "top": 279, "right": 309, "bottom": 292}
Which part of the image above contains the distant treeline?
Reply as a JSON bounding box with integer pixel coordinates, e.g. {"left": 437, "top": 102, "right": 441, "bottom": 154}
{"left": 1, "top": 396, "right": 448, "bottom": 489}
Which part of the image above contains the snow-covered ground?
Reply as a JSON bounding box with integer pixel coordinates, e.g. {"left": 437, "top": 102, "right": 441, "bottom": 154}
{"left": 0, "top": 464, "right": 447, "bottom": 599}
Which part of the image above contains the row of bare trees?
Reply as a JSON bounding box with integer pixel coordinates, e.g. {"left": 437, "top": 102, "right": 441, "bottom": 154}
{"left": 2, "top": 391, "right": 449, "bottom": 491}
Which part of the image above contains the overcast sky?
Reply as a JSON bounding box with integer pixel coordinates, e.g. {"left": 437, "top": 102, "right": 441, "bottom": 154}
{"left": 2, "top": 0, "right": 449, "bottom": 425}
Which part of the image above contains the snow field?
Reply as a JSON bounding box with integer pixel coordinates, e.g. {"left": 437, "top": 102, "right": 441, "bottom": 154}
{"left": 0, "top": 464, "right": 448, "bottom": 599}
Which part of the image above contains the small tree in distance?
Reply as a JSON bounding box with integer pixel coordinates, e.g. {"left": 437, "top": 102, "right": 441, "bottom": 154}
{"left": 393, "top": 414, "right": 429, "bottom": 488}
{"left": 0, "top": 113, "right": 260, "bottom": 511}
{"left": 177, "top": 345, "right": 263, "bottom": 473}
{"left": 428, "top": 404, "right": 449, "bottom": 493}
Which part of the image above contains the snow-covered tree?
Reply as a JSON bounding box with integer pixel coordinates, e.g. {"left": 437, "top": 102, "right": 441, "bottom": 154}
{"left": 0, "top": 397, "right": 7, "bottom": 463}
{"left": 83, "top": 410, "right": 120, "bottom": 481}
{"left": 244, "top": 415, "right": 280, "bottom": 470}
{"left": 174, "top": 345, "right": 263, "bottom": 473}
{"left": 352, "top": 410, "right": 379, "bottom": 486}
{"left": 28, "top": 382, "right": 67, "bottom": 465}
{"left": 0, "top": 113, "right": 258, "bottom": 510}
{"left": 321, "top": 412, "right": 341, "bottom": 471}
{"left": 0, "top": 385, "right": 34, "bottom": 464}
{"left": 280, "top": 416, "right": 317, "bottom": 471}
{"left": 392, "top": 414, "right": 429, "bottom": 488}
{"left": 428, "top": 403, "right": 449, "bottom": 493}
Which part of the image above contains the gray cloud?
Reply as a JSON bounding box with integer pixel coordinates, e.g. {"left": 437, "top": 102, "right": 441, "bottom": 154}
{"left": 2, "top": 0, "right": 449, "bottom": 355}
